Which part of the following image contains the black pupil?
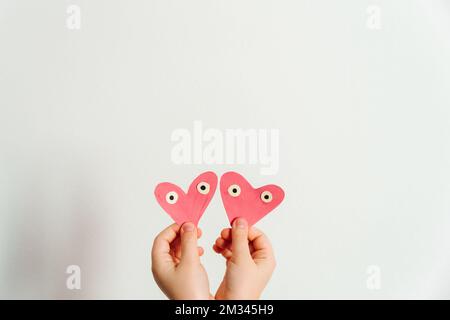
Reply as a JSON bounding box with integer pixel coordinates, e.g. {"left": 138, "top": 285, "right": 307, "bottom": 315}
{"left": 169, "top": 195, "right": 174, "bottom": 200}
{"left": 200, "top": 185, "right": 206, "bottom": 190}
{"left": 232, "top": 188, "right": 237, "bottom": 193}
{"left": 264, "top": 195, "right": 269, "bottom": 199}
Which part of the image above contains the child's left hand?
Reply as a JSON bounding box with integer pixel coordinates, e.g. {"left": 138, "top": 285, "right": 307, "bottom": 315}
{"left": 151, "top": 223, "right": 212, "bottom": 299}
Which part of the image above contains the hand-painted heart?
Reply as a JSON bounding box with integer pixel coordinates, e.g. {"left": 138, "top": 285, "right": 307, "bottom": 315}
{"left": 220, "top": 171, "right": 285, "bottom": 226}
{"left": 154, "top": 171, "right": 218, "bottom": 226}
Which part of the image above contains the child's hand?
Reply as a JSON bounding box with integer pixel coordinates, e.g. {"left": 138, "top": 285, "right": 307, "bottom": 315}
{"left": 151, "top": 223, "right": 212, "bottom": 299}
{"left": 213, "top": 218, "right": 276, "bottom": 300}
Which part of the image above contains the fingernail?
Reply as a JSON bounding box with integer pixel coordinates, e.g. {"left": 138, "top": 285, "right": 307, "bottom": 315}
{"left": 234, "top": 218, "right": 247, "bottom": 229}
{"left": 182, "top": 222, "right": 195, "bottom": 232}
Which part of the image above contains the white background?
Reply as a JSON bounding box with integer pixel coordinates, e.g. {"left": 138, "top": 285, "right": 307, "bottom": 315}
{"left": 1, "top": 0, "right": 450, "bottom": 299}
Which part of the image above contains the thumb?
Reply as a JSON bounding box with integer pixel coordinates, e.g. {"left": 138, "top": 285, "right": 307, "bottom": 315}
{"left": 180, "top": 222, "right": 200, "bottom": 264}
{"left": 231, "top": 218, "right": 251, "bottom": 262}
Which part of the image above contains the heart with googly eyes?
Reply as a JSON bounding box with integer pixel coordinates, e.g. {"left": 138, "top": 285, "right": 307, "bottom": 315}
{"left": 154, "top": 171, "right": 218, "bottom": 226}
{"left": 220, "top": 171, "right": 285, "bottom": 226}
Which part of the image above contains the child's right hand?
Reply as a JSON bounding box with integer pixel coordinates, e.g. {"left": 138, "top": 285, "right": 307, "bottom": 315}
{"left": 213, "top": 218, "right": 276, "bottom": 300}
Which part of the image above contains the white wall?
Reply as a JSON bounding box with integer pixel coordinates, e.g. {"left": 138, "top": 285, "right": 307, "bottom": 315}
{"left": 1, "top": 0, "right": 450, "bottom": 299}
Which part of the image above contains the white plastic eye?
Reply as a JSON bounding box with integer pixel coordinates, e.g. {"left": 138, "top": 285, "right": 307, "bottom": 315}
{"left": 228, "top": 184, "right": 241, "bottom": 197}
{"left": 261, "top": 191, "right": 273, "bottom": 203}
{"left": 197, "top": 182, "right": 210, "bottom": 195}
{"left": 166, "top": 191, "right": 178, "bottom": 204}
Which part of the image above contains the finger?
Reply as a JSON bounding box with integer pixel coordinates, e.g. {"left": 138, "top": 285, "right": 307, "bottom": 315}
{"left": 220, "top": 228, "right": 232, "bottom": 241}
{"left": 213, "top": 244, "right": 221, "bottom": 253}
{"left": 151, "top": 224, "right": 180, "bottom": 268}
{"left": 174, "top": 241, "right": 181, "bottom": 260}
{"left": 213, "top": 243, "right": 232, "bottom": 258}
{"left": 180, "top": 222, "right": 200, "bottom": 263}
{"left": 174, "top": 227, "right": 202, "bottom": 260}
{"left": 248, "top": 227, "right": 272, "bottom": 251}
{"left": 231, "top": 218, "right": 251, "bottom": 262}
{"left": 198, "top": 246, "right": 204, "bottom": 256}
{"left": 215, "top": 237, "right": 230, "bottom": 250}
{"left": 221, "top": 248, "right": 233, "bottom": 259}
{"left": 248, "top": 227, "right": 275, "bottom": 264}
{"left": 152, "top": 224, "right": 180, "bottom": 257}
{"left": 248, "top": 227, "right": 263, "bottom": 241}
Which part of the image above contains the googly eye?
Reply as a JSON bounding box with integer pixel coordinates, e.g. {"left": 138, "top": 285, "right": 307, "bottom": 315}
{"left": 165, "top": 191, "right": 178, "bottom": 204}
{"left": 197, "top": 182, "right": 210, "bottom": 195}
{"left": 261, "top": 191, "right": 273, "bottom": 203}
{"left": 228, "top": 184, "right": 241, "bottom": 197}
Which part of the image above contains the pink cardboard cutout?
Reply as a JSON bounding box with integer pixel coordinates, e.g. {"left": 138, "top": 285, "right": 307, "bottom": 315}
{"left": 154, "top": 171, "right": 218, "bottom": 226}
{"left": 220, "top": 171, "right": 285, "bottom": 226}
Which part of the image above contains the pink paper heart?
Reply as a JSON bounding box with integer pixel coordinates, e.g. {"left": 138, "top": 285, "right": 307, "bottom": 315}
{"left": 220, "top": 171, "right": 285, "bottom": 226}
{"left": 154, "top": 171, "right": 218, "bottom": 226}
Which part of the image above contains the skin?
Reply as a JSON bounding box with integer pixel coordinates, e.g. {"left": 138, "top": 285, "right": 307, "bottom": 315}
{"left": 151, "top": 223, "right": 212, "bottom": 299}
{"left": 151, "top": 218, "right": 276, "bottom": 300}
{"left": 213, "top": 218, "right": 276, "bottom": 300}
